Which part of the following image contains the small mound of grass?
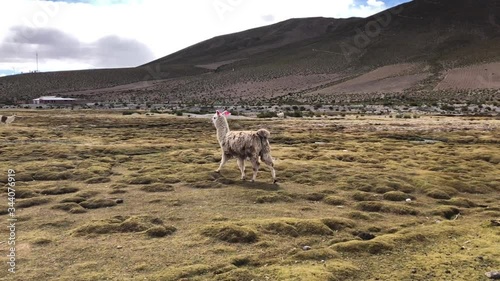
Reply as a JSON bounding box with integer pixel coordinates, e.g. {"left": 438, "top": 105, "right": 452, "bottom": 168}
{"left": 51, "top": 203, "right": 87, "bottom": 214}
{"left": 352, "top": 192, "right": 379, "bottom": 201}
{"left": 75, "top": 191, "right": 100, "bottom": 198}
{"left": 16, "top": 190, "right": 39, "bottom": 199}
{"left": 85, "top": 177, "right": 111, "bottom": 184}
{"left": 109, "top": 189, "right": 127, "bottom": 194}
{"left": 374, "top": 186, "right": 394, "bottom": 194}
{"left": 159, "top": 177, "right": 182, "bottom": 184}
{"left": 79, "top": 198, "right": 117, "bottom": 209}
{"left": 73, "top": 215, "right": 164, "bottom": 235}
{"left": 40, "top": 220, "right": 73, "bottom": 228}
{"left": 256, "top": 192, "right": 294, "bottom": 204}
{"left": 266, "top": 262, "right": 359, "bottom": 281}
{"left": 145, "top": 225, "right": 177, "bottom": 238}
{"left": 321, "top": 218, "right": 356, "bottom": 231}
{"left": 202, "top": 224, "right": 258, "bottom": 243}
{"left": 213, "top": 268, "right": 259, "bottom": 281}
{"left": 154, "top": 264, "right": 216, "bottom": 280}
{"left": 347, "top": 211, "right": 372, "bottom": 220}
{"left": 33, "top": 171, "right": 72, "bottom": 181}
{"left": 291, "top": 220, "right": 334, "bottom": 236}
{"left": 323, "top": 195, "right": 346, "bottom": 206}
{"left": 353, "top": 184, "right": 374, "bottom": 192}
{"left": 17, "top": 197, "right": 51, "bottom": 208}
{"left": 140, "top": 184, "right": 175, "bottom": 193}
{"left": 357, "top": 201, "right": 419, "bottom": 215}
{"left": 261, "top": 221, "right": 299, "bottom": 237}
{"left": 425, "top": 189, "right": 452, "bottom": 199}
{"left": 438, "top": 197, "right": 477, "bottom": 208}
{"left": 120, "top": 216, "right": 163, "bottom": 232}
{"left": 40, "top": 186, "right": 79, "bottom": 195}
{"left": 431, "top": 206, "right": 461, "bottom": 220}
{"left": 127, "top": 176, "right": 156, "bottom": 185}
{"left": 231, "top": 256, "right": 259, "bottom": 267}
{"left": 449, "top": 181, "right": 491, "bottom": 194}
{"left": 60, "top": 196, "right": 86, "bottom": 203}
{"left": 302, "top": 192, "right": 326, "bottom": 201}
{"left": 332, "top": 240, "right": 394, "bottom": 254}
{"left": 261, "top": 218, "right": 338, "bottom": 236}
{"left": 292, "top": 248, "right": 339, "bottom": 261}
{"left": 110, "top": 183, "right": 129, "bottom": 189}
{"left": 32, "top": 237, "right": 52, "bottom": 246}
{"left": 383, "top": 191, "right": 414, "bottom": 202}
{"left": 387, "top": 182, "right": 415, "bottom": 193}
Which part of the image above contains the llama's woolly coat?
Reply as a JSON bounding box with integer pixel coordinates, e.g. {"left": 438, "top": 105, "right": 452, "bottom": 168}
{"left": 220, "top": 129, "right": 271, "bottom": 160}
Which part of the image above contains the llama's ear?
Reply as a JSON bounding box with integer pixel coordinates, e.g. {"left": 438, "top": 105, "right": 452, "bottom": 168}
{"left": 216, "top": 110, "right": 221, "bottom": 116}
{"left": 223, "top": 111, "right": 231, "bottom": 116}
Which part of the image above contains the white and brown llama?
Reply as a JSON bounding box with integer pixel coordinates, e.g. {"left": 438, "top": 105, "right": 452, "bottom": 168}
{"left": 212, "top": 110, "right": 277, "bottom": 183}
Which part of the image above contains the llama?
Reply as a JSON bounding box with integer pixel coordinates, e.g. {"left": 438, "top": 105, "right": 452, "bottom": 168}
{"left": 0, "top": 114, "right": 16, "bottom": 125}
{"left": 212, "top": 110, "right": 277, "bottom": 183}
{"left": 277, "top": 112, "right": 285, "bottom": 119}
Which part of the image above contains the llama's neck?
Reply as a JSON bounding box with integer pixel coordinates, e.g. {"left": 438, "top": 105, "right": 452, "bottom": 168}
{"left": 215, "top": 118, "right": 230, "bottom": 144}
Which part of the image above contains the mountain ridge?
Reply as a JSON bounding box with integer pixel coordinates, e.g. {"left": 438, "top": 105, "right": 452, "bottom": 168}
{"left": 1, "top": 0, "right": 499, "bottom": 105}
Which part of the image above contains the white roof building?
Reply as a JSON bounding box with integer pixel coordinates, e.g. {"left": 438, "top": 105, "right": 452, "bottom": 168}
{"left": 33, "top": 96, "right": 78, "bottom": 104}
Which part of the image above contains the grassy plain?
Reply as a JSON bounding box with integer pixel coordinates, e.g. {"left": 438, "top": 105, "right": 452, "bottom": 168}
{"left": 0, "top": 110, "right": 499, "bottom": 281}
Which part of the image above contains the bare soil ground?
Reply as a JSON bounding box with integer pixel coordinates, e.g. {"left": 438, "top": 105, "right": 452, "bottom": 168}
{"left": 310, "top": 64, "right": 430, "bottom": 95}
{"left": 195, "top": 59, "right": 246, "bottom": 70}
{"left": 435, "top": 62, "right": 500, "bottom": 90}
{"left": 0, "top": 110, "right": 499, "bottom": 281}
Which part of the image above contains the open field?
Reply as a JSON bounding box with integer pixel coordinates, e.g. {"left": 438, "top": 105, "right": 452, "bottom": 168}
{"left": 435, "top": 62, "right": 500, "bottom": 90}
{"left": 0, "top": 110, "right": 499, "bottom": 281}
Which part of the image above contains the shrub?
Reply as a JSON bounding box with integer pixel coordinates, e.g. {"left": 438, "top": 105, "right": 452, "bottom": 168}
{"left": 285, "top": 110, "right": 303, "bottom": 118}
{"left": 122, "top": 111, "right": 139, "bottom": 115}
{"left": 256, "top": 111, "right": 278, "bottom": 118}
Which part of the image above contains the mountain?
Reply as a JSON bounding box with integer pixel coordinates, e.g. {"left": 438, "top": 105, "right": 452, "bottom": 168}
{"left": 1, "top": 0, "right": 499, "bottom": 105}
{"left": 144, "top": 17, "right": 359, "bottom": 68}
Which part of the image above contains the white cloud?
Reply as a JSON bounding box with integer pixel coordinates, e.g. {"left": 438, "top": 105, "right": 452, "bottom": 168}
{"left": 0, "top": 0, "right": 394, "bottom": 73}
{"left": 367, "top": 0, "right": 385, "bottom": 8}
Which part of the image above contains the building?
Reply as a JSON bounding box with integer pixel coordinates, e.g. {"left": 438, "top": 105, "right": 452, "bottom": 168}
{"left": 32, "top": 96, "right": 79, "bottom": 105}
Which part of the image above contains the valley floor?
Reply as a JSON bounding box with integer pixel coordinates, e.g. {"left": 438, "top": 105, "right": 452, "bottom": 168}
{"left": 0, "top": 111, "right": 499, "bottom": 281}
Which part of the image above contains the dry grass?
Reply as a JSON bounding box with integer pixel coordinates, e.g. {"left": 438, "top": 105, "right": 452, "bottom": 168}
{"left": 0, "top": 110, "right": 499, "bottom": 280}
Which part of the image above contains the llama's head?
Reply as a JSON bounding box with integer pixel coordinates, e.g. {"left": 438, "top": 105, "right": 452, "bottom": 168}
{"left": 212, "top": 110, "right": 230, "bottom": 128}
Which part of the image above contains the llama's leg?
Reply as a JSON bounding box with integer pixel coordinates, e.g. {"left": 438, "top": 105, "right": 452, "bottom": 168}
{"left": 262, "top": 154, "right": 277, "bottom": 184}
{"left": 250, "top": 157, "right": 260, "bottom": 182}
{"left": 237, "top": 158, "right": 246, "bottom": 180}
{"left": 216, "top": 153, "right": 229, "bottom": 173}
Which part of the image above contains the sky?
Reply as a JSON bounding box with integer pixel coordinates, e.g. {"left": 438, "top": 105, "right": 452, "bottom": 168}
{"left": 0, "top": 0, "right": 410, "bottom": 76}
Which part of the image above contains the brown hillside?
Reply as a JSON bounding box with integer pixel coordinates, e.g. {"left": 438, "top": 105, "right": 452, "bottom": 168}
{"left": 0, "top": 0, "right": 499, "bottom": 104}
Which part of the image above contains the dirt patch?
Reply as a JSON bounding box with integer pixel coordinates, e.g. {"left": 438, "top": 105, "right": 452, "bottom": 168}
{"left": 435, "top": 62, "right": 500, "bottom": 90}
